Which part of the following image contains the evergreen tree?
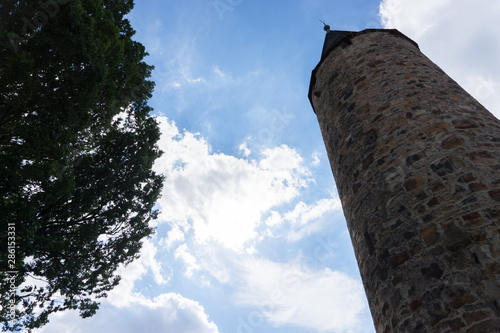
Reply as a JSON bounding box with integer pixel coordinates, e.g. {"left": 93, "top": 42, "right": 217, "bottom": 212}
{"left": 0, "top": 1, "right": 164, "bottom": 330}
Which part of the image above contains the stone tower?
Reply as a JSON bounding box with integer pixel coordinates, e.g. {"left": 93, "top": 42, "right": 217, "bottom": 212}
{"left": 308, "top": 29, "right": 500, "bottom": 332}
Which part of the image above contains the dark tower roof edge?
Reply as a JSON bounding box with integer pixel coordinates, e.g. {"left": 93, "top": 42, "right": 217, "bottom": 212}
{"left": 308, "top": 29, "right": 419, "bottom": 113}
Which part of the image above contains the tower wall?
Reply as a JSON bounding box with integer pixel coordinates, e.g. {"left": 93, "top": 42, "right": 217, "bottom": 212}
{"left": 309, "top": 29, "right": 500, "bottom": 332}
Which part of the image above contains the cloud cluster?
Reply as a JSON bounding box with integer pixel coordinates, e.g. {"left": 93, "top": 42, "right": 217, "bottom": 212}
{"left": 380, "top": 0, "right": 500, "bottom": 119}
{"left": 36, "top": 293, "right": 219, "bottom": 333}
{"left": 264, "top": 197, "right": 342, "bottom": 241}
{"left": 36, "top": 238, "right": 219, "bottom": 333}
{"left": 236, "top": 257, "right": 369, "bottom": 333}
{"left": 106, "top": 239, "right": 168, "bottom": 307}
{"left": 153, "top": 117, "right": 313, "bottom": 251}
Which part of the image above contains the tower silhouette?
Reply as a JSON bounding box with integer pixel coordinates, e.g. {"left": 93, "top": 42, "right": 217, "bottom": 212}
{"left": 309, "top": 29, "right": 500, "bottom": 332}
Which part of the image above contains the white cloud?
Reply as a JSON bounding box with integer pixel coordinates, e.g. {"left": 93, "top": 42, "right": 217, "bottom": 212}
{"left": 141, "top": 240, "right": 169, "bottom": 285}
{"left": 153, "top": 117, "right": 313, "bottom": 252}
{"left": 284, "top": 197, "right": 343, "bottom": 242}
{"left": 311, "top": 151, "right": 321, "bottom": 166}
{"left": 235, "top": 257, "right": 369, "bottom": 333}
{"left": 107, "top": 239, "right": 168, "bottom": 307}
{"left": 379, "top": 0, "right": 500, "bottom": 119}
{"left": 214, "top": 66, "right": 226, "bottom": 78}
{"left": 36, "top": 293, "right": 219, "bottom": 333}
{"left": 170, "top": 81, "right": 181, "bottom": 89}
{"left": 187, "top": 77, "right": 205, "bottom": 84}
{"left": 151, "top": 33, "right": 206, "bottom": 92}
{"left": 35, "top": 239, "right": 217, "bottom": 333}
{"left": 261, "top": 195, "right": 343, "bottom": 241}
{"left": 265, "top": 210, "right": 283, "bottom": 227}
{"left": 379, "top": 0, "right": 451, "bottom": 40}
{"left": 160, "top": 223, "right": 185, "bottom": 250}
{"left": 174, "top": 243, "right": 200, "bottom": 278}
{"left": 238, "top": 142, "right": 251, "bottom": 157}
{"left": 284, "top": 197, "right": 342, "bottom": 226}
{"left": 189, "top": 242, "right": 234, "bottom": 284}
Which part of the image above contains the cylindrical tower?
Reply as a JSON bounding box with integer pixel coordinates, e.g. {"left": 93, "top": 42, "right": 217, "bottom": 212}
{"left": 309, "top": 29, "right": 500, "bottom": 332}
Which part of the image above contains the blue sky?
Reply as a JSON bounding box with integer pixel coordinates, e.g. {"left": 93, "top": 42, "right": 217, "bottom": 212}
{"left": 36, "top": 1, "right": 500, "bottom": 332}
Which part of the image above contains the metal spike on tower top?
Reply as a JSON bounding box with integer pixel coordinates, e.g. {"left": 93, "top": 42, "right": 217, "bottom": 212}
{"left": 319, "top": 20, "right": 330, "bottom": 32}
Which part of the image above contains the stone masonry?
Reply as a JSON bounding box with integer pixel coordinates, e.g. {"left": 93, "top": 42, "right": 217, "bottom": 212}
{"left": 309, "top": 29, "right": 500, "bottom": 332}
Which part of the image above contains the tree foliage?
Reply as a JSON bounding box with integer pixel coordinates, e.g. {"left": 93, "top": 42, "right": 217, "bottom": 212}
{"left": 0, "top": 0, "right": 164, "bottom": 330}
